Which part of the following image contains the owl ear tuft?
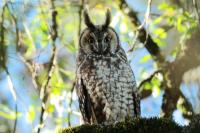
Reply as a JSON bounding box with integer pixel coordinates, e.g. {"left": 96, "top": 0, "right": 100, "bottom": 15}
{"left": 103, "top": 9, "right": 111, "bottom": 28}
{"left": 83, "top": 9, "right": 95, "bottom": 29}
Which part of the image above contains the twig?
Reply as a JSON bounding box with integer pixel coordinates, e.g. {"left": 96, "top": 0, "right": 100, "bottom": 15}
{"left": 0, "top": 3, "right": 7, "bottom": 68}
{"left": 78, "top": 0, "right": 84, "bottom": 36}
{"left": 6, "top": 3, "right": 36, "bottom": 83}
{"left": 6, "top": 69, "right": 18, "bottom": 133}
{"left": 138, "top": 0, "right": 152, "bottom": 29}
{"left": 13, "top": 104, "right": 18, "bottom": 133}
{"left": 193, "top": 0, "right": 200, "bottom": 29}
{"left": 128, "top": 0, "right": 152, "bottom": 52}
{"left": 118, "top": 0, "right": 194, "bottom": 119}
{"left": 68, "top": 0, "right": 84, "bottom": 126}
{"left": 138, "top": 70, "right": 162, "bottom": 91}
{"left": 67, "top": 81, "right": 75, "bottom": 126}
{"left": 6, "top": 3, "right": 36, "bottom": 87}
{"left": 37, "top": 0, "right": 58, "bottom": 133}
{"left": 6, "top": 3, "right": 20, "bottom": 50}
{"left": 0, "top": 3, "right": 18, "bottom": 133}
{"left": 119, "top": 0, "right": 165, "bottom": 63}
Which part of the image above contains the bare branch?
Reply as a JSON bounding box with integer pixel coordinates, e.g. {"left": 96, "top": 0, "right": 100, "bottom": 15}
{"left": 118, "top": 0, "right": 194, "bottom": 119}
{"left": 37, "top": 0, "right": 58, "bottom": 132}
{"left": 6, "top": 3, "right": 21, "bottom": 50}
{"left": 138, "top": 0, "right": 152, "bottom": 45}
{"left": 193, "top": 0, "right": 200, "bottom": 27}
{"left": 68, "top": 0, "right": 85, "bottom": 126}
{"left": 118, "top": 0, "right": 165, "bottom": 63}
{"left": 0, "top": 3, "right": 18, "bottom": 133}
{"left": 78, "top": 0, "right": 84, "bottom": 36}
{"left": 0, "top": 3, "right": 7, "bottom": 68}
{"left": 6, "top": 69, "right": 18, "bottom": 133}
{"left": 67, "top": 81, "right": 75, "bottom": 126}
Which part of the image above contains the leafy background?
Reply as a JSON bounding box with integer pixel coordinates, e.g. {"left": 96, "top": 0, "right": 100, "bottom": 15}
{"left": 0, "top": 0, "right": 199, "bottom": 133}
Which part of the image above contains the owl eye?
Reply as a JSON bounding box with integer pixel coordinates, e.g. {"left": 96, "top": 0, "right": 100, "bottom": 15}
{"left": 104, "top": 36, "right": 111, "bottom": 43}
{"left": 88, "top": 37, "right": 94, "bottom": 44}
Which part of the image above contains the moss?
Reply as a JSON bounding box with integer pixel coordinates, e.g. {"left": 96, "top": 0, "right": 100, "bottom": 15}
{"left": 184, "top": 115, "right": 200, "bottom": 133}
{"left": 62, "top": 117, "right": 182, "bottom": 133}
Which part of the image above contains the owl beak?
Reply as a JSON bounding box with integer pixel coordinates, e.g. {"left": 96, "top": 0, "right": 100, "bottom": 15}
{"left": 98, "top": 42, "right": 107, "bottom": 54}
{"left": 94, "top": 41, "right": 104, "bottom": 54}
{"left": 96, "top": 41, "right": 103, "bottom": 53}
{"left": 101, "top": 43, "right": 107, "bottom": 53}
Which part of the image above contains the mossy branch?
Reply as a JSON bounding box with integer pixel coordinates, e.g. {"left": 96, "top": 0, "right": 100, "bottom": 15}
{"left": 62, "top": 117, "right": 200, "bottom": 133}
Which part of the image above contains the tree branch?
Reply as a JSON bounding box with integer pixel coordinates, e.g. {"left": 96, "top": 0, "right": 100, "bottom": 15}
{"left": 67, "top": 0, "right": 85, "bottom": 126}
{"left": 138, "top": 70, "right": 162, "bottom": 90}
{"left": 162, "top": 30, "right": 200, "bottom": 118}
{"left": 193, "top": 0, "right": 200, "bottom": 27}
{"left": 117, "top": 0, "right": 194, "bottom": 118}
{"left": 138, "top": 70, "right": 162, "bottom": 99}
{"left": 37, "top": 0, "right": 58, "bottom": 132}
{"left": 67, "top": 81, "right": 75, "bottom": 127}
{"left": 0, "top": 3, "right": 18, "bottom": 133}
{"left": 118, "top": 0, "right": 165, "bottom": 64}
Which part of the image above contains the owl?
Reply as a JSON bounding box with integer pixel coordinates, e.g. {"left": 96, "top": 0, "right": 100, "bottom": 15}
{"left": 75, "top": 9, "right": 140, "bottom": 124}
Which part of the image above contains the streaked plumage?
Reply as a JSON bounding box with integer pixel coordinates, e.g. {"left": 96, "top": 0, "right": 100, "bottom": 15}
{"left": 75, "top": 9, "right": 140, "bottom": 124}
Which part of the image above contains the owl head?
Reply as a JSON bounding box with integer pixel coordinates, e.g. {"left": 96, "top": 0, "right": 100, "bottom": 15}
{"left": 79, "top": 9, "right": 120, "bottom": 55}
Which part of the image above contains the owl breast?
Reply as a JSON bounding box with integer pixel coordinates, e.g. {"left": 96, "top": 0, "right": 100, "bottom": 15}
{"left": 78, "top": 54, "right": 138, "bottom": 123}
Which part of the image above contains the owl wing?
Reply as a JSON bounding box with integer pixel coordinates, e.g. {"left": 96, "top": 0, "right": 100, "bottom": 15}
{"left": 132, "top": 91, "right": 141, "bottom": 117}
{"left": 118, "top": 47, "right": 141, "bottom": 116}
{"left": 75, "top": 77, "right": 93, "bottom": 123}
{"left": 76, "top": 76, "right": 107, "bottom": 124}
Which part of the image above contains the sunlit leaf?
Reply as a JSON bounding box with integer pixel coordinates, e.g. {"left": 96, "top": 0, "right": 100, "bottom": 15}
{"left": 26, "top": 106, "right": 36, "bottom": 123}
{"left": 120, "top": 22, "right": 128, "bottom": 33}
{"left": 153, "top": 28, "right": 167, "bottom": 39}
{"left": 67, "top": 43, "right": 77, "bottom": 53}
{"left": 151, "top": 77, "right": 160, "bottom": 86}
{"left": 177, "top": 16, "right": 186, "bottom": 32}
{"left": 140, "top": 54, "right": 151, "bottom": 64}
{"left": 0, "top": 104, "right": 21, "bottom": 120}
{"left": 144, "top": 82, "right": 152, "bottom": 90}
{"left": 151, "top": 16, "right": 163, "bottom": 26}
{"left": 46, "top": 104, "right": 55, "bottom": 113}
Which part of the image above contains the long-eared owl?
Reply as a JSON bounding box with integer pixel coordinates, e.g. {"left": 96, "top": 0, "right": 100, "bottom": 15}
{"left": 75, "top": 9, "right": 140, "bottom": 124}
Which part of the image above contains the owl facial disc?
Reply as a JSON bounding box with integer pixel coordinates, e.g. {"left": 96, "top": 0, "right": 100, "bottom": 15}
{"left": 80, "top": 9, "right": 119, "bottom": 55}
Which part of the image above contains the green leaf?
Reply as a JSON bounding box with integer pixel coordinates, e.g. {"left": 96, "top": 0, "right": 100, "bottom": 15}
{"left": 26, "top": 106, "right": 35, "bottom": 123}
{"left": 140, "top": 55, "right": 151, "bottom": 63}
{"left": 151, "top": 16, "right": 163, "bottom": 26}
{"left": 46, "top": 104, "right": 55, "bottom": 113}
{"left": 153, "top": 38, "right": 167, "bottom": 47}
{"left": 153, "top": 28, "right": 167, "bottom": 39}
{"left": 159, "top": 3, "right": 175, "bottom": 12}
{"left": 0, "top": 104, "right": 21, "bottom": 120}
{"left": 67, "top": 42, "right": 77, "bottom": 53}
{"left": 177, "top": 16, "right": 186, "bottom": 32}
{"left": 0, "top": 110, "right": 21, "bottom": 120}
{"left": 151, "top": 77, "right": 160, "bottom": 86}
{"left": 144, "top": 82, "right": 152, "bottom": 90}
